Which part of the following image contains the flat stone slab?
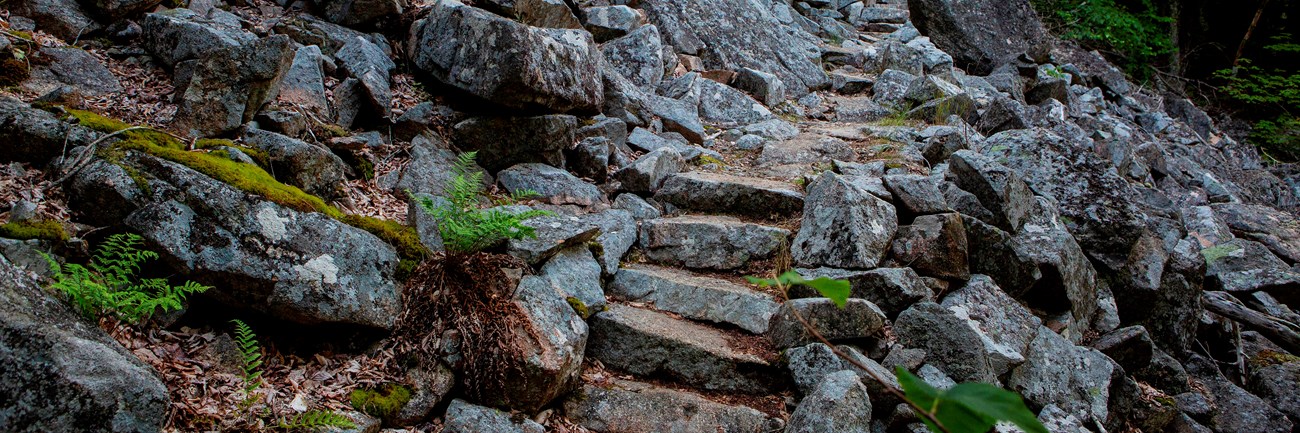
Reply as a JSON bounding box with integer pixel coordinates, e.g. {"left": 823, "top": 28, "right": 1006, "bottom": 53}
{"left": 609, "top": 264, "right": 780, "bottom": 333}
{"left": 639, "top": 215, "right": 790, "bottom": 270}
{"left": 655, "top": 171, "right": 804, "bottom": 219}
{"left": 587, "top": 304, "right": 779, "bottom": 393}
{"left": 564, "top": 379, "right": 782, "bottom": 433}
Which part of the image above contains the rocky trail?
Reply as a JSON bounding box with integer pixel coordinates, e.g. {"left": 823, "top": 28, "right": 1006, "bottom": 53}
{"left": 2, "top": 0, "right": 1300, "bottom": 432}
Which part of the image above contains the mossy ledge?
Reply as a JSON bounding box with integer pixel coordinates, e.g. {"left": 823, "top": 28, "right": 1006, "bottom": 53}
{"left": 0, "top": 219, "right": 69, "bottom": 241}
{"left": 58, "top": 108, "right": 430, "bottom": 266}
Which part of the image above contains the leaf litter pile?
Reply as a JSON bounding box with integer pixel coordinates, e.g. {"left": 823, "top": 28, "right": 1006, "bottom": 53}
{"left": 105, "top": 318, "right": 410, "bottom": 432}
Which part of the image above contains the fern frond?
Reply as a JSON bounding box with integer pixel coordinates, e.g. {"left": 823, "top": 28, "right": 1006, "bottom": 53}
{"left": 417, "top": 152, "right": 556, "bottom": 253}
{"left": 276, "top": 410, "right": 357, "bottom": 431}
{"left": 230, "top": 319, "right": 264, "bottom": 396}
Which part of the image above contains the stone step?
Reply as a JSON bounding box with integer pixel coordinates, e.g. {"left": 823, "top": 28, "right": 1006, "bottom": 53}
{"left": 654, "top": 171, "right": 804, "bottom": 219}
{"left": 638, "top": 215, "right": 790, "bottom": 270}
{"left": 586, "top": 304, "right": 781, "bottom": 393}
{"left": 609, "top": 264, "right": 780, "bottom": 334}
{"left": 564, "top": 379, "right": 783, "bottom": 433}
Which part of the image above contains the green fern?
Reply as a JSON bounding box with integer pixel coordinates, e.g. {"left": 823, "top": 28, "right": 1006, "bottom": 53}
{"left": 45, "top": 233, "right": 209, "bottom": 323}
{"left": 418, "top": 151, "right": 553, "bottom": 253}
{"left": 276, "top": 410, "right": 357, "bottom": 431}
{"left": 230, "top": 319, "right": 263, "bottom": 399}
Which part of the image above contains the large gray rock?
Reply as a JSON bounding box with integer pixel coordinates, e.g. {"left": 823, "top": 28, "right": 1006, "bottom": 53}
{"left": 587, "top": 304, "right": 779, "bottom": 393}
{"left": 1186, "top": 355, "right": 1293, "bottom": 433}
{"left": 947, "top": 150, "right": 1035, "bottom": 232}
{"left": 174, "top": 35, "right": 295, "bottom": 137}
{"left": 483, "top": 275, "right": 587, "bottom": 412}
{"left": 277, "top": 45, "right": 331, "bottom": 119}
{"left": 242, "top": 128, "right": 351, "bottom": 200}
{"left": 122, "top": 155, "right": 401, "bottom": 329}
{"left": 609, "top": 264, "right": 779, "bottom": 334}
{"left": 793, "top": 267, "right": 932, "bottom": 318}
{"left": 785, "top": 343, "right": 901, "bottom": 405}
{"left": 515, "top": 0, "right": 581, "bottom": 29}
{"left": 584, "top": 5, "right": 643, "bottom": 42}
{"left": 1008, "top": 327, "right": 1115, "bottom": 423}
{"left": 10, "top": 0, "right": 101, "bottom": 41}
{"left": 907, "top": 0, "right": 1049, "bottom": 75}
{"left": 0, "top": 96, "right": 100, "bottom": 165}
{"left": 1250, "top": 361, "right": 1300, "bottom": 422}
{"left": 767, "top": 298, "right": 887, "bottom": 349}
{"left": 692, "top": 75, "right": 775, "bottom": 127}
{"left": 1212, "top": 203, "right": 1300, "bottom": 264}
{"left": 792, "top": 172, "right": 898, "bottom": 269}
{"left": 979, "top": 128, "right": 1148, "bottom": 269}
{"left": 637, "top": 0, "right": 827, "bottom": 96}
{"left": 655, "top": 171, "right": 804, "bottom": 219}
{"left": 408, "top": 0, "right": 603, "bottom": 113}
{"left": 335, "top": 36, "right": 395, "bottom": 121}
{"left": 639, "top": 215, "right": 790, "bottom": 270}
{"left": 497, "top": 163, "right": 605, "bottom": 207}
{"left": 317, "top": 0, "right": 404, "bottom": 27}
{"left": 21, "top": 47, "right": 121, "bottom": 97}
{"left": 564, "top": 379, "right": 782, "bottom": 433}
{"left": 785, "top": 370, "right": 873, "bottom": 433}
{"left": 538, "top": 246, "right": 606, "bottom": 314}
{"left": 939, "top": 275, "right": 1042, "bottom": 376}
{"left": 602, "top": 25, "right": 665, "bottom": 89}
{"left": 142, "top": 8, "right": 256, "bottom": 68}
{"left": 890, "top": 213, "right": 970, "bottom": 281}
{"left": 83, "top": 0, "right": 160, "bottom": 20}
{"left": 0, "top": 255, "right": 169, "bottom": 432}
{"left": 894, "top": 302, "right": 996, "bottom": 383}
{"left": 452, "top": 115, "right": 575, "bottom": 172}
{"left": 442, "top": 399, "right": 544, "bottom": 433}
{"left": 757, "top": 133, "right": 856, "bottom": 166}
{"left": 507, "top": 212, "right": 602, "bottom": 265}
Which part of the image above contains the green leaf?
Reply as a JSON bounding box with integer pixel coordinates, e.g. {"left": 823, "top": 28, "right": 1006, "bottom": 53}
{"left": 946, "top": 383, "right": 1049, "bottom": 433}
{"left": 747, "top": 271, "right": 852, "bottom": 308}
{"left": 896, "top": 367, "right": 1048, "bottom": 433}
{"left": 799, "top": 275, "right": 851, "bottom": 308}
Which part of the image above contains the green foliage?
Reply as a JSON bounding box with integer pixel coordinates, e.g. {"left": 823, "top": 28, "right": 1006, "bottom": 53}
{"left": 0, "top": 219, "right": 68, "bottom": 241}
{"left": 276, "top": 410, "right": 357, "bottom": 431}
{"left": 1030, "top": 0, "right": 1173, "bottom": 75}
{"left": 230, "top": 319, "right": 263, "bottom": 399}
{"left": 350, "top": 383, "right": 412, "bottom": 420}
{"left": 417, "top": 151, "right": 553, "bottom": 253}
{"left": 747, "top": 270, "right": 851, "bottom": 308}
{"left": 46, "top": 233, "right": 209, "bottom": 323}
{"left": 1214, "top": 37, "right": 1300, "bottom": 161}
{"left": 897, "top": 367, "right": 1049, "bottom": 433}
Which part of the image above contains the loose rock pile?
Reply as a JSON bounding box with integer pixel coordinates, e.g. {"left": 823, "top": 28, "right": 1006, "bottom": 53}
{"left": 2, "top": 0, "right": 1299, "bottom": 431}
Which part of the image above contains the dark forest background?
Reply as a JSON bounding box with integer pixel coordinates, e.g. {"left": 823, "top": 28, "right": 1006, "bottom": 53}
{"left": 1030, "top": 0, "right": 1300, "bottom": 161}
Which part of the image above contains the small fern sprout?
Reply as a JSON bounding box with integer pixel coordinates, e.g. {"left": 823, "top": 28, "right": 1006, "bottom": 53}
{"left": 417, "top": 151, "right": 554, "bottom": 253}
{"left": 276, "top": 410, "right": 357, "bottom": 431}
{"left": 230, "top": 319, "right": 264, "bottom": 401}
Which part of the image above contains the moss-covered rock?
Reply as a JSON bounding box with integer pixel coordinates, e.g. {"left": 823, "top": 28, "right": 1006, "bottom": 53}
{"left": 0, "top": 220, "right": 69, "bottom": 241}
{"left": 350, "top": 383, "right": 413, "bottom": 422}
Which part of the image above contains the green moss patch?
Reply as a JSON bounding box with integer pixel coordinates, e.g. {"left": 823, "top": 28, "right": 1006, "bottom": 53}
{"left": 340, "top": 215, "right": 430, "bottom": 262}
{"left": 350, "top": 383, "right": 412, "bottom": 420}
{"left": 65, "top": 109, "right": 186, "bottom": 151}
{"left": 1201, "top": 244, "right": 1242, "bottom": 264}
{"left": 1251, "top": 350, "right": 1300, "bottom": 369}
{"left": 0, "top": 219, "right": 69, "bottom": 241}
{"left": 194, "top": 138, "right": 270, "bottom": 168}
